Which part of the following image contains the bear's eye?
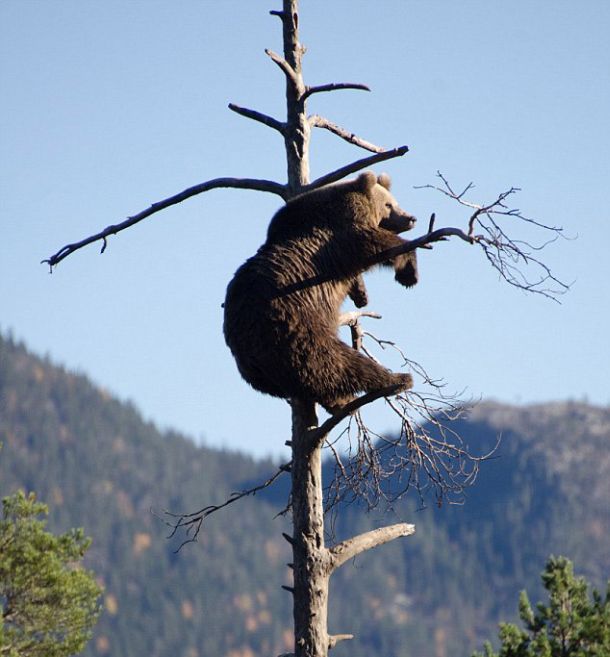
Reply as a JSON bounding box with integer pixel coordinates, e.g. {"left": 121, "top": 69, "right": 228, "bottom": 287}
{"left": 385, "top": 202, "right": 393, "bottom": 210}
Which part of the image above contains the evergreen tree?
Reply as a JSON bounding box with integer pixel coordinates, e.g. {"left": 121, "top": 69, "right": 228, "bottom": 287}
{"left": 0, "top": 491, "right": 102, "bottom": 657}
{"left": 473, "top": 556, "right": 610, "bottom": 657}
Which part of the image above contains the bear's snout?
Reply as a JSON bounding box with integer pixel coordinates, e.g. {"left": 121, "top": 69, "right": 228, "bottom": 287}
{"left": 380, "top": 212, "right": 417, "bottom": 234}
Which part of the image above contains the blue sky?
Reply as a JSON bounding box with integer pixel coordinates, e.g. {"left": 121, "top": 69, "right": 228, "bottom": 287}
{"left": 2, "top": 1, "right": 609, "bottom": 458}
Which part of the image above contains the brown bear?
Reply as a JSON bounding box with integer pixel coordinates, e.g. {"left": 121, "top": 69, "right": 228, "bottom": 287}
{"left": 223, "top": 171, "right": 418, "bottom": 413}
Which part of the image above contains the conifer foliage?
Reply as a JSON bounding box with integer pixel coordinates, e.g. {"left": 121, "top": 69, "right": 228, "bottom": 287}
{"left": 473, "top": 557, "right": 610, "bottom": 657}
{"left": 0, "top": 490, "right": 102, "bottom": 657}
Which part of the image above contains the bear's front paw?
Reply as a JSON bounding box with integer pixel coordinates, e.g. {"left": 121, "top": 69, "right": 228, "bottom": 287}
{"left": 394, "top": 265, "right": 418, "bottom": 288}
{"left": 351, "top": 290, "right": 368, "bottom": 308}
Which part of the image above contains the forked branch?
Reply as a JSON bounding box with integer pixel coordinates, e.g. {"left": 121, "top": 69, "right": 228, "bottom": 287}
{"left": 415, "top": 171, "right": 570, "bottom": 300}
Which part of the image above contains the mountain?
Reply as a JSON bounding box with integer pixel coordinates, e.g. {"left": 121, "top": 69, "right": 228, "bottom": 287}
{"left": 0, "top": 332, "right": 608, "bottom": 657}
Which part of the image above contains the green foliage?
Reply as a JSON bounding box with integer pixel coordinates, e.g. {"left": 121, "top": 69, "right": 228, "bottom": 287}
{"left": 473, "top": 557, "right": 610, "bottom": 657}
{"left": 0, "top": 490, "right": 102, "bottom": 657}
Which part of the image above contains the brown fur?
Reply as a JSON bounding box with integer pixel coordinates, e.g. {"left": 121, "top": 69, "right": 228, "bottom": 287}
{"left": 223, "top": 172, "right": 418, "bottom": 413}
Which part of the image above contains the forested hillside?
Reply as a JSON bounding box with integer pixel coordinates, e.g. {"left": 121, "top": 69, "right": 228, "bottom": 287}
{"left": 0, "top": 332, "right": 608, "bottom": 657}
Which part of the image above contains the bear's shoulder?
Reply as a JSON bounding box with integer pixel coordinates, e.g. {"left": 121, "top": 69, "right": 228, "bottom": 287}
{"left": 266, "top": 173, "right": 379, "bottom": 243}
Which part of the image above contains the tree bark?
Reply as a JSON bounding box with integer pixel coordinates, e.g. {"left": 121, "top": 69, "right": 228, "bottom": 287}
{"left": 277, "top": 0, "right": 310, "bottom": 195}
{"left": 290, "top": 399, "right": 330, "bottom": 657}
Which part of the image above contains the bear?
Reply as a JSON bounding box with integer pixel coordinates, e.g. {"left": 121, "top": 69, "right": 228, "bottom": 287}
{"left": 266, "top": 173, "right": 418, "bottom": 308}
{"left": 223, "top": 171, "right": 418, "bottom": 414}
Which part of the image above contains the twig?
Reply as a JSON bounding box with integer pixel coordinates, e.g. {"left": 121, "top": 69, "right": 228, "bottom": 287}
{"left": 415, "top": 171, "right": 570, "bottom": 300}
{"left": 160, "top": 461, "right": 291, "bottom": 551}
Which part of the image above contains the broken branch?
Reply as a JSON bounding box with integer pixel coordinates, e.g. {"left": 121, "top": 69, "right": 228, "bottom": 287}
{"left": 328, "top": 634, "right": 354, "bottom": 650}
{"left": 309, "top": 115, "right": 385, "bottom": 153}
{"left": 339, "top": 310, "right": 382, "bottom": 351}
{"left": 302, "top": 82, "right": 370, "bottom": 101}
{"left": 338, "top": 310, "right": 382, "bottom": 326}
{"left": 329, "top": 523, "right": 415, "bottom": 571}
{"left": 228, "top": 103, "right": 285, "bottom": 134}
{"left": 265, "top": 48, "right": 300, "bottom": 89}
{"left": 305, "top": 145, "right": 409, "bottom": 191}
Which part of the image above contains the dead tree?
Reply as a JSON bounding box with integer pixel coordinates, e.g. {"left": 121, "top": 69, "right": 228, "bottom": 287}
{"left": 44, "top": 2, "right": 567, "bottom": 657}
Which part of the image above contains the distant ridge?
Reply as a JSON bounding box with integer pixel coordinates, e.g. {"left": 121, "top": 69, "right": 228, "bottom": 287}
{"left": 1, "top": 332, "right": 608, "bottom": 657}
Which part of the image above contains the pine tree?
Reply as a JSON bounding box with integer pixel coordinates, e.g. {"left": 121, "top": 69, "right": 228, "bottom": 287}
{"left": 473, "top": 556, "right": 610, "bottom": 657}
{"left": 0, "top": 491, "right": 102, "bottom": 657}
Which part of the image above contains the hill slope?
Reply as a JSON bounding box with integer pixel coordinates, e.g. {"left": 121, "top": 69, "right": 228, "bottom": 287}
{"left": 0, "top": 333, "right": 608, "bottom": 657}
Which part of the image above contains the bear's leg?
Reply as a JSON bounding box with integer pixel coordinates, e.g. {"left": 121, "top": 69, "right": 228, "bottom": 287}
{"left": 302, "top": 336, "right": 413, "bottom": 414}
{"left": 347, "top": 275, "right": 368, "bottom": 308}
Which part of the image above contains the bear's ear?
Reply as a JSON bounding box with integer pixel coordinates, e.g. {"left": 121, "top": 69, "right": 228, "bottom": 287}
{"left": 377, "top": 173, "right": 392, "bottom": 190}
{"left": 356, "top": 171, "right": 377, "bottom": 194}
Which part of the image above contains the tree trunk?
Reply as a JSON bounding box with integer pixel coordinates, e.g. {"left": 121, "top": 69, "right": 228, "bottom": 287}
{"left": 290, "top": 399, "right": 330, "bottom": 657}
{"left": 276, "top": 2, "right": 415, "bottom": 655}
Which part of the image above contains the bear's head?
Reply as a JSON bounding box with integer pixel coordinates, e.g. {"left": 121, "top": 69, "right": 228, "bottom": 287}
{"left": 356, "top": 171, "right": 417, "bottom": 234}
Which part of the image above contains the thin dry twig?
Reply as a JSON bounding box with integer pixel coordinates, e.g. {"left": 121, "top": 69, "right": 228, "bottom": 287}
{"left": 415, "top": 171, "right": 570, "bottom": 301}
{"left": 323, "top": 317, "right": 495, "bottom": 513}
{"left": 160, "top": 461, "right": 291, "bottom": 551}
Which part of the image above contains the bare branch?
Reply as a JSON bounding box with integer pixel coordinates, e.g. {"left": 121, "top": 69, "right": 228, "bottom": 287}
{"left": 309, "top": 115, "right": 385, "bottom": 153}
{"left": 43, "top": 176, "right": 287, "bottom": 268}
{"left": 329, "top": 523, "right": 415, "bottom": 571}
{"left": 302, "top": 82, "right": 370, "bottom": 101}
{"left": 265, "top": 48, "right": 300, "bottom": 88}
{"left": 328, "top": 634, "right": 354, "bottom": 650}
{"left": 228, "top": 103, "right": 285, "bottom": 134}
{"left": 307, "top": 382, "right": 411, "bottom": 451}
{"left": 357, "top": 226, "right": 476, "bottom": 275}
{"left": 321, "top": 323, "right": 498, "bottom": 514}
{"left": 304, "top": 145, "right": 409, "bottom": 191}
{"left": 159, "top": 461, "right": 291, "bottom": 551}
{"left": 338, "top": 310, "right": 382, "bottom": 326}
{"left": 415, "top": 171, "right": 570, "bottom": 300}
{"left": 339, "top": 310, "right": 382, "bottom": 352}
